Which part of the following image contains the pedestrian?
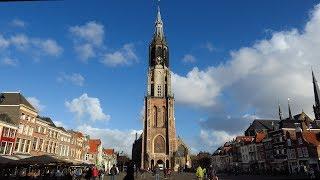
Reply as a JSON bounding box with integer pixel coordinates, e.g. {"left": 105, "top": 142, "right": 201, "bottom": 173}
{"left": 99, "top": 169, "right": 105, "bottom": 180}
{"left": 124, "top": 161, "right": 135, "bottom": 180}
{"left": 208, "top": 165, "right": 218, "bottom": 180}
{"left": 92, "top": 166, "right": 99, "bottom": 180}
{"left": 196, "top": 166, "right": 204, "bottom": 180}
{"left": 309, "top": 168, "right": 315, "bottom": 179}
{"left": 110, "top": 164, "right": 117, "bottom": 180}
{"left": 154, "top": 164, "right": 160, "bottom": 180}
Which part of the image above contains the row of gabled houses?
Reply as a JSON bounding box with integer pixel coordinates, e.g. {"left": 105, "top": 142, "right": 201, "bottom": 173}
{"left": 212, "top": 71, "right": 320, "bottom": 175}
{"left": 0, "top": 91, "right": 116, "bottom": 171}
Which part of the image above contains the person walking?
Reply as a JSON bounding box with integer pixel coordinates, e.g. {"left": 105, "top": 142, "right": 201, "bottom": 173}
{"left": 124, "top": 161, "right": 135, "bottom": 180}
{"left": 196, "top": 166, "right": 204, "bottom": 180}
{"left": 208, "top": 165, "right": 218, "bottom": 180}
{"left": 154, "top": 164, "right": 160, "bottom": 180}
{"left": 99, "top": 169, "right": 105, "bottom": 180}
{"left": 110, "top": 164, "right": 117, "bottom": 180}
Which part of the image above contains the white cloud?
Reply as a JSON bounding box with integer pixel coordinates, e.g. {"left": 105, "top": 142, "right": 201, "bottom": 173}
{"left": 11, "top": 19, "right": 26, "bottom": 28}
{"left": 65, "top": 93, "right": 110, "bottom": 121}
{"left": 77, "top": 124, "right": 142, "bottom": 156}
{"left": 172, "top": 68, "right": 221, "bottom": 107}
{"left": 27, "top": 97, "right": 45, "bottom": 112}
{"left": 70, "top": 21, "right": 104, "bottom": 46}
{"left": 75, "top": 43, "right": 96, "bottom": 61}
{"left": 195, "top": 129, "right": 236, "bottom": 152}
{"left": 172, "top": 4, "right": 320, "bottom": 119}
{"left": 0, "top": 35, "right": 10, "bottom": 49}
{"left": 102, "top": 43, "right": 138, "bottom": 67}
{"left": 70, "top": 21, "right": 138, "bottom": 65}
{"left": 10, "top": 34, "right": 29, "bottom": 50}
{"left": 58, "top": 73, "right": 85, "bottom": 86}
{"left": 182, "top": 54, "right": 196, "bottom": 63}
{"left": 7, "top": 33, "right": 63, "bottom": 58}
{"left": 33, "top": 39, "right": 63, "bottom": 56}
{"left": 1, "top": 57, "right": 18, "bottom": 66}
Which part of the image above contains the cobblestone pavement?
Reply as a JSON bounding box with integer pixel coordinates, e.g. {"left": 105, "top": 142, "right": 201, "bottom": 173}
{"left": 102, "top": 172, "right": 311, "bottom": 180}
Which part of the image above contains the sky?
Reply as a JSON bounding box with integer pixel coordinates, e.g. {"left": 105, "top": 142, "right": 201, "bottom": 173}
{"left": 0, "top": 0, "right": 320, "bottom": 155}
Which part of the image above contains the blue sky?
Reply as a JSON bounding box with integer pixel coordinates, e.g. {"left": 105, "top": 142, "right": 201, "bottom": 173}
{"left": 1, "top": 0, "right": 320, "bottom": 154}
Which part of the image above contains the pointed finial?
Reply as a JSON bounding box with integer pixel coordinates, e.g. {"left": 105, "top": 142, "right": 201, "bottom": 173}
{"left": 278, "top": 102, "right": 283, "bottom": 120}
{"left": 288, "top": 98, "right": 293, "bottom": 120}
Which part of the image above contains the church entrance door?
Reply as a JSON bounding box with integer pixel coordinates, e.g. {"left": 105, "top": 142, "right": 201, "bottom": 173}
{"left": 157, "top": 160, "right": 164, "bottom": 170}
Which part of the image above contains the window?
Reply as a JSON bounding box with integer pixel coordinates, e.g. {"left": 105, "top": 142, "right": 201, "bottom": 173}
{"left": 2, "top": 127, "right": 9, "bottom": 137}
{"left": 5, "top": 142, "right": 13, "bottom": 155}
{"left": 297, "top": 148, "right": 303, "bottom": 157}
{"left": 292, "top": 149, "right": 296, "bottom": 158}
{"left": 32, "top": 137, "right": 38, "bottom": 150}
{"left": 157, "top": 85, "right": 162, "bottom": 96}
{"left": 9, "top": 129, "right": 15, "bottom": 138}
{"left": 28, "top": 127, "right": 33, "bottom": 136}
{"left": 38, "top": 139, "right": 43, "bottom": 151}
{"left": 20, "top": 139, "right": 26, "bottom": 152}
{"left": 298, "top": 138, "right": 303, "bottom": 145}
{"left": 18, "top": 124, "right": 23, "bottom": 134}
{"left": 23, "top": 125, "right": 29, "bottom": 135}
{"left": 14, "top": 138, "right": 21, "bottom": 151}
{"left": 302, "top": 147, "right": 309, "bottom": 157}
{"left": 25, "top": 140, "right": 31, "bottom": 153}
{"left": 0, "top": 141, "right": 6, "bottom": 154}
{"left": 151, "top": 84, "right": 154, "bottom": 96}
{"left": 287, "top": 139, "right": 292, "bottom": 146}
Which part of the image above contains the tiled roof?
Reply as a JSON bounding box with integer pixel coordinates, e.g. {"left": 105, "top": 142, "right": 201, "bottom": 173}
{"left": 302, "top": 132, "right": 320, "bottom": 146}
{"left": 255, "top": 132, "right": 267, "bottom": 143}
{"left": 103, "top": 149, "right": 115, "bottom": 155}
{"left": 89, "top": 139, "right": 101, "bottom": 154}
{"left": 236, "top": 136, "right": 254, "bottom": 143}
{"left": 0, "top": 113, "right": 16, "bottom": 126}
{"left": 0, "top": 92, "right": 36, "bottom": 110}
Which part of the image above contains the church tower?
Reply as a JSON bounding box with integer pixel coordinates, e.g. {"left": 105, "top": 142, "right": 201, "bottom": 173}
{"left": 141, "top": 6, "right": 177, "bottom": 169}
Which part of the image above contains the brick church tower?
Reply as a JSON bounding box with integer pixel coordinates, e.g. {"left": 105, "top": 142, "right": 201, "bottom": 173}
{"left": 141, "top": 6, "right": 177, "bottom": 169}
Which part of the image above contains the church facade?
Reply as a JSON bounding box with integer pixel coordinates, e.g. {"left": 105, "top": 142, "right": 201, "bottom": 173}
{"left": 132, "top": 7, "right": 191, "bottom": 170}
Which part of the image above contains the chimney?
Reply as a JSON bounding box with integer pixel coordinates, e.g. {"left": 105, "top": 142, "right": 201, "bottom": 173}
{"left": 135, "top": 132, "right": 137, "bottom": 141}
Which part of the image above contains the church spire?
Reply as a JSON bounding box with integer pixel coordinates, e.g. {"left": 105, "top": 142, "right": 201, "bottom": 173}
{"left": 155, "top": 6, "right": 164, "bottom": 39}
{"left": 312, "top": 69, "right": 320, "bottom": 119}
{"left": 288, "top": 98, "right": 293, "bottom": 120}
{"left": 278, "top": 103, "right": 283, "bottom": 120}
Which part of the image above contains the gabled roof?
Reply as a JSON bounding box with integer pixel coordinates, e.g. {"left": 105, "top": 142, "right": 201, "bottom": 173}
{"left": 255, "top": 132, "right": 267, "bottom": 143}
{"left": 302, "top": 132, "right": 320, "bottom": 146}
{"left": 0, "top": 92, "right": 36, "bottom": 111}
{"left": 246, "top": 119, "right": 280, "bottom": 133}
{"left": 103, "top": 149, "right": 115, "bottom": 155}
{"left": 0, "top": 113, "right": 16, "bottom": 126}
{"left": 293, "top": 112, "right": 312, "bottom": 122}
{"left": 88, "top": 139, "right": 101, "bottom": 154}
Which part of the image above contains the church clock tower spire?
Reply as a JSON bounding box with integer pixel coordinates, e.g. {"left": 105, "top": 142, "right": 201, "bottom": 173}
{"left": 141, "top": 5, "right": 178, "bottom": 170}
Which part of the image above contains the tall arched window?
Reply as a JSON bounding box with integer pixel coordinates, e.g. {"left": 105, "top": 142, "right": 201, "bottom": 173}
{"left": 154, "top": 135, "right": 165, "bottom": 153}
{"left": 162, "top": 106, "right": 166, "bottom": 127}
{"left": 153, "top": 106, "right": 157, "bottom": 127}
